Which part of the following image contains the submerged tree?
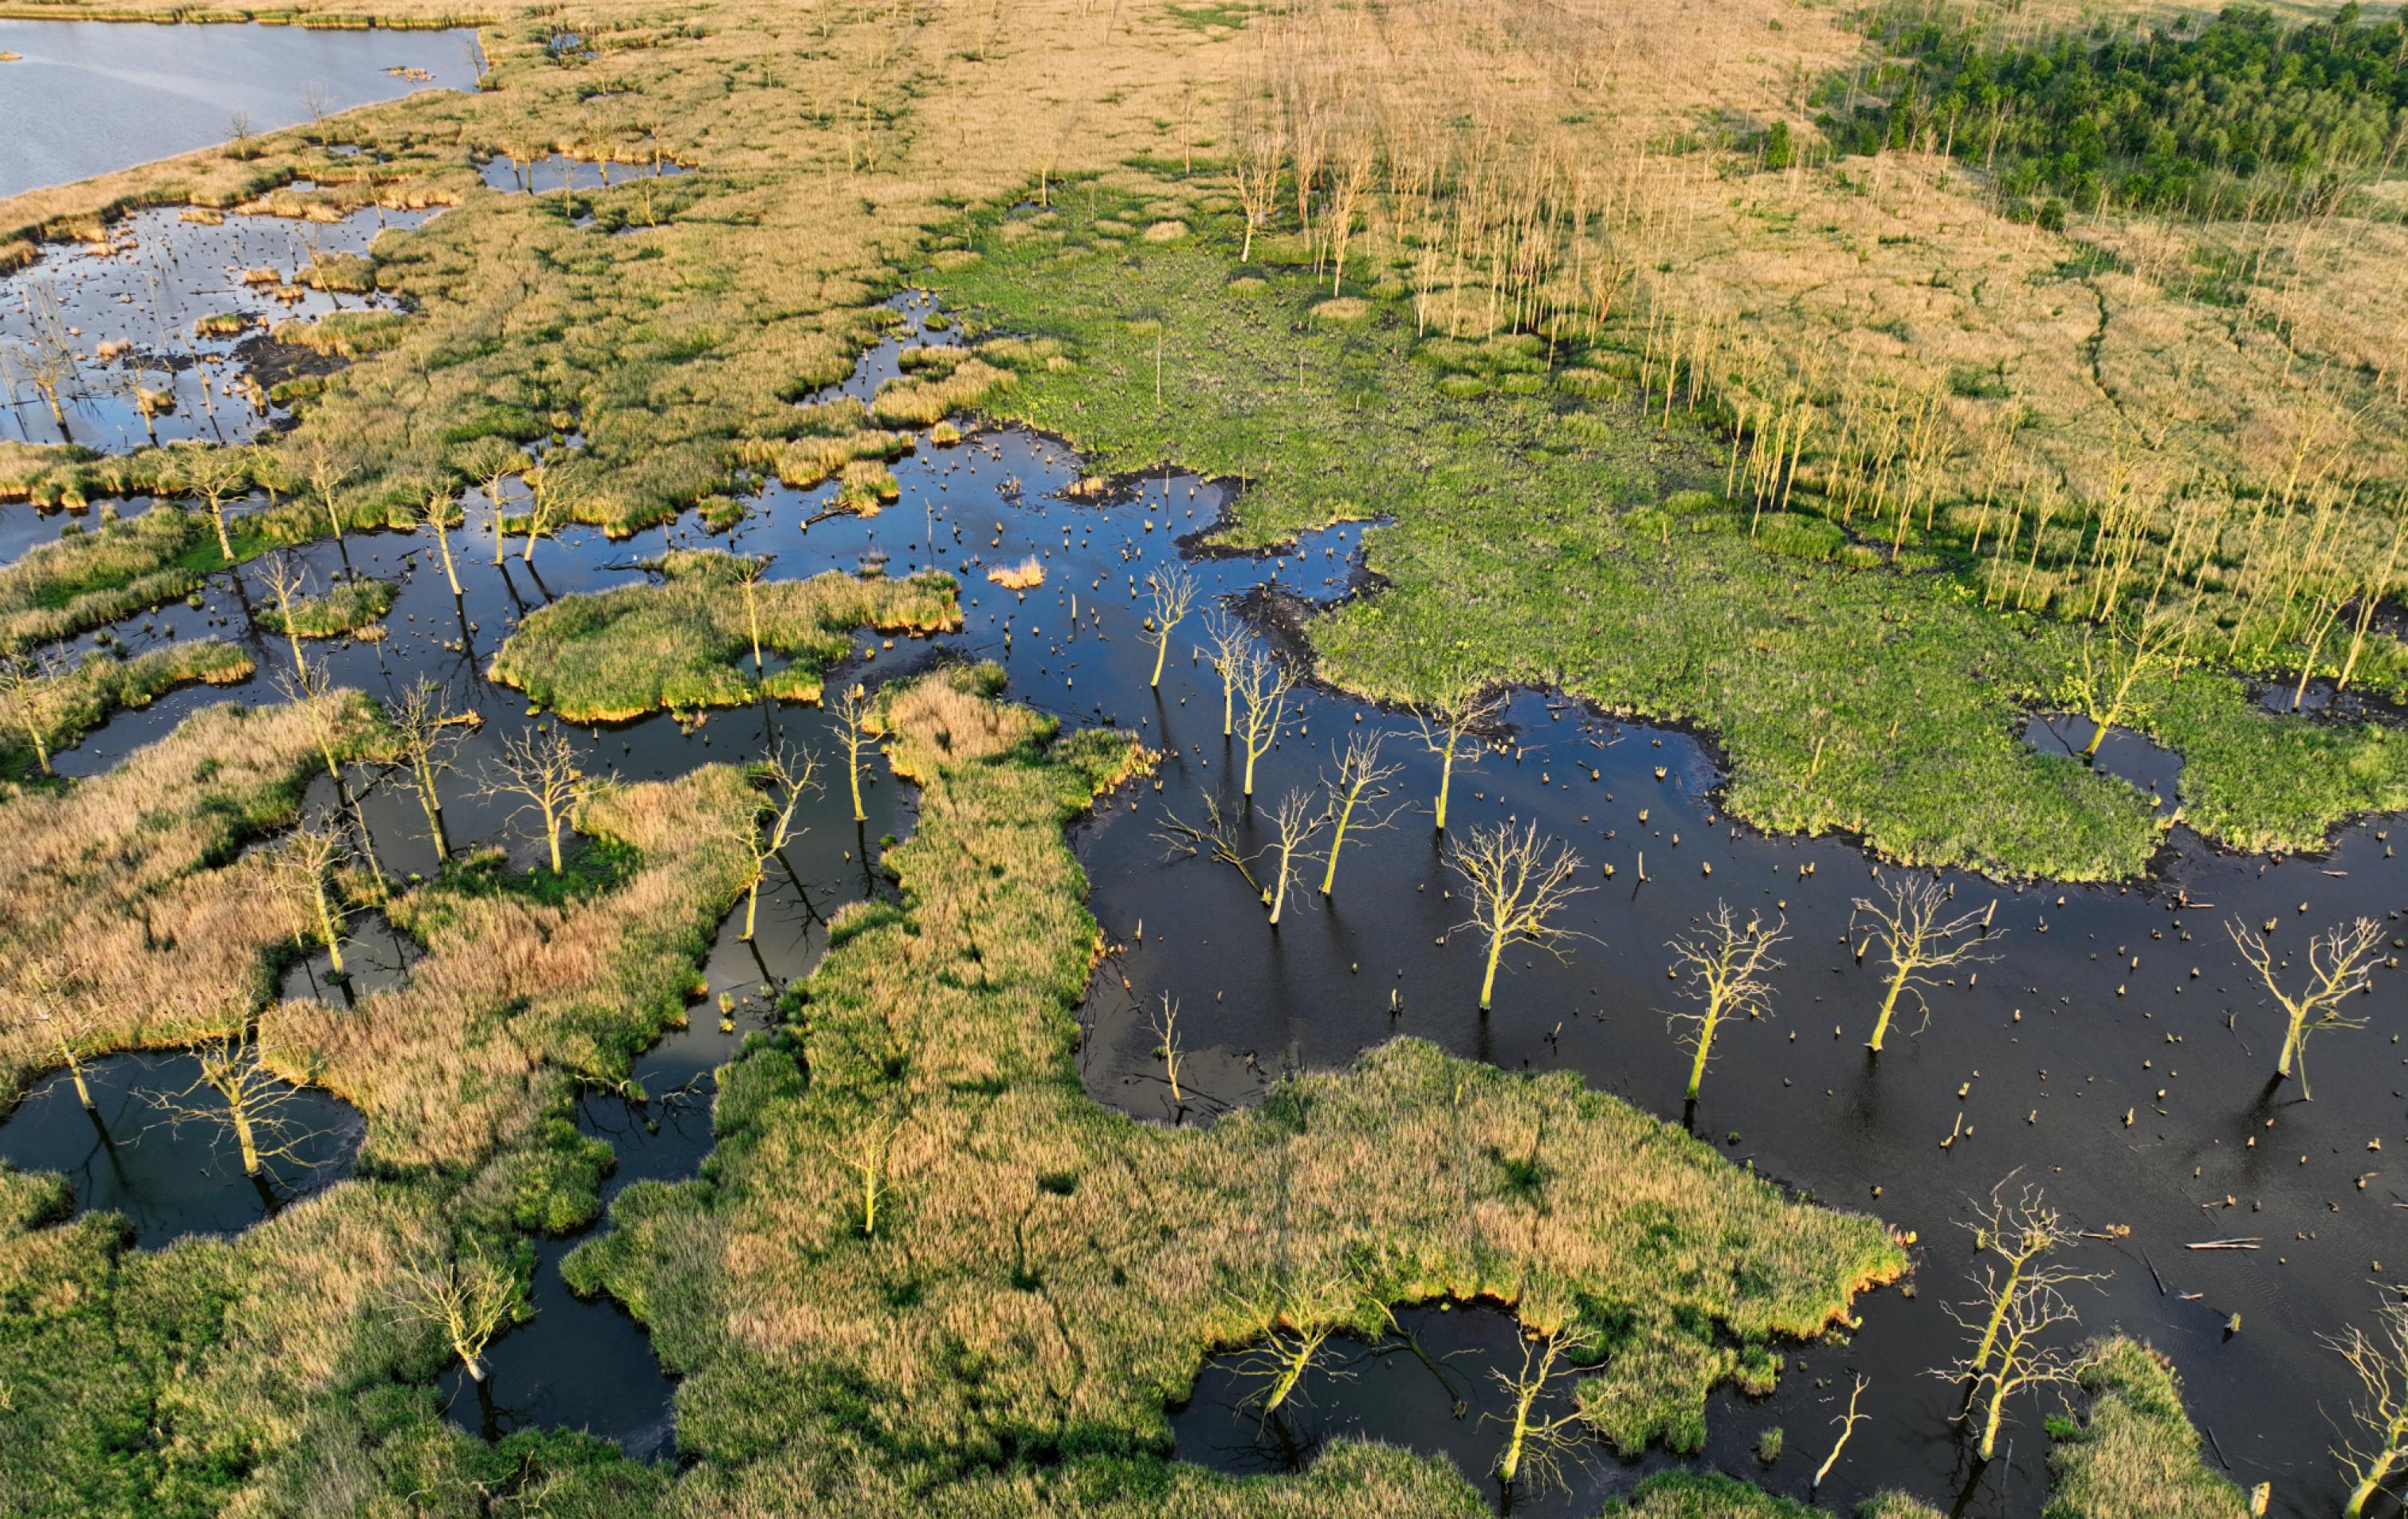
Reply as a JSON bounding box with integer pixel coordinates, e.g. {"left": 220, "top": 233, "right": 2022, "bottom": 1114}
{"left": 1412, "top": 678, "right": 1504, "bottom": 834}
{"left": 1851, "top": 874, "right": 2000, "bottom": 1052}
{"left": 832, "top": 683, "right": 880, "bottom": 823}
{"left": 1448, "top": 820, "right": 1589, "bottom": 1012}
{"left": 734, "top": 742, "right": 821, "bottom": 940}
{"left": 482, "top": 728, "right": 601, "bottom": 875}
{"left": 1261, "top": 787, "right": 1324, "bottom": 927}
{"left": 391, "top": 1244, "right": 520, "bottom": 1384}
{"left": 151, "top": 1032, "right": 311, "bottom": 1179}
{"left": 2226, "top": 916, "right": 2381, "bottom": 1099}
{"left": 1950, "top": 1182, "right": 2105, "bottom": 1399}
{"left": 1318, "top": 729, "right": 1403, "bottom": 897}
{"left": 1156, "top": 790, "right": 1265, "bottom": 899}
{"left": 1487, "top": 1326, "right": 1601, "bottom": 1493}
{"left": 1147, "top": 993, "right": 1186, "bottom": 1107}
{"left": 1664, "top": 902, "right": 1786, "bottom": 1101}
{"left": 1232, "top": 648, "right": 1294, "bottom": 799}
{"left": 1199, "top": 609, "right": 1250, "bottom": 738}
{"left": 2327, "top": 1287, "right": 2408, "bottom": 1517}
{"left": 1944, "top": 1272, "right": 2087, "bottom": 1460}
{"left": 1141, "top": 564, "right": 1200, "bottom": 689}
{"left": 387, "top": 677, "right": 472, "bottom": 858}
{"left": 452, "top": 437, "right": 528, "bottom": 564}
{"left": 517, "top": 457, "right": 586, "bottom": 565}
{"left": 421, "top": 488, "right": 465, "bottom": 597}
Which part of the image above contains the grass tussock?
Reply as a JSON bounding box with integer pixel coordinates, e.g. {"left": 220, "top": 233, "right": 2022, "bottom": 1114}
{"left": 987, "top": 555, "right": 1046, "bottom": 590}
{"left": 1603, "top": 1472, "right": 1941, "bottom": 1517}
{"left": 565, "top": 668, "right": 1903, "bottom": 1507}
{"left": 260, "top": 578, "right": 397, "bottom": 641}
{"left": 489, "top": 550, "right": 958, "bottom": 720}
{"left": 2043, "top": 1337, "right": 2252, "bottom": 1519}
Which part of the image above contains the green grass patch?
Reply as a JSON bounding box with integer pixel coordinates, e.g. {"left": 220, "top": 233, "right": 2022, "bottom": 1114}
{"left": 488, "top": 549, "right": 960, "bottom": 720}
{"left": 261, "top": 578, "right": 397, "bottom": 641}
{"left": 0, "top": 639, "right": 254, "bottom": 779}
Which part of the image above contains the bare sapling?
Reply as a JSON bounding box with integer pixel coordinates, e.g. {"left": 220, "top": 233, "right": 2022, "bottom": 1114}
{"left": 1851, "top": 874, "right": 2001, "bottom": 1052}
{"left": 1232, "top": 648, "right": 1294, "bottom": 799}
{"left": 2226, "top": 916, "right": 2382, "bottom": 1098}
{"left": 832, "top": 683, "right": 880, "bottom": 823}
{"left": 1200, "top": 610, "right": 1250, "bottom": 737}
{"left": 1141, "top": 564, "right": 1200, "bottom": 689}
{"left": 825, "top": 1108, "right": 898, "bottom": 1237}
{"left": 1487, "top": 1326, "right": 1601, "bottom": 1493}
{"left": 150, "top": 1032, "right": 311, "bottom": 1179}
{"left": 482, "top": 729, "right": 600, "bottom": 875}
{"left": 387, "top": 677, "right": 472, "bottom": 858}
{"left": 1448, "top": 820, "right": 1590, "bottom": 1012}
{"left": 0, "top": 648, "right": 65, "bottom": 776}
{"left": 11, "top": 280, "right": 79, "bottom": 425}
{"left": 391, "top": 1244, "right": 520, "bottom": 1383}
{"left": 736, "top": 742, "right": 821, "bottom": 940}
{"left": 26, "top": 960, "right": 101, "bottom": 1110}
{"left": 2327, "top": 1287, "right": 2408, "bottom": 1517}
{"left": 1664, "top": 902, "right": 1786, "bottom": 1101}
{"left": 1263, "top": 787, "right": 1325, "bottom": 927}
{"left": 1148, "top": 993, "right": 1185, "bottom": 1106}
{"left": 281, "top": 819, "right": 354, "bottom": 974}
{"left": 737, "top": 556, "right": 770, "bottom": 671}
{"left": 1413, "top": 679, "right": 1504, "bottom": 834}
{"left": 1942, "top": 1270, "right": 2087, "bottom": 1460}
{"left": 1317, "top": 729, "right": 1402, "bottom": 896}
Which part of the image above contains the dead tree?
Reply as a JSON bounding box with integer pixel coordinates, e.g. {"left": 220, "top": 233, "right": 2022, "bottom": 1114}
{"left": 2227, "top": 916, "right": 2382, "bottom": 1099}
{"left": 299, "top": 435, "right": 353, "bottom": 544}
{"left": 1148, "top": 993, "right": 1186, "bottom": 1106}
{"left": 1262, "top": 787, "right": 1324, "bottom": 927}
{"left": 1952, "top": 1181, "right": 2107, "bottom": 1396}
{"left": 179, "top": 445, "right": 253, "bottom": 563}
{"left": 256, "top": 550, "right": 315, "bottom": 677}
{"left": 149, "top": 1033, "right": 312, "bottom": 1179}
{"left": 1141, "top": 564, "right": 1200, "bottom": 689}
{"left": 1943, "top": 1274, "right": 2087, "bottom": 1460}
{"left": 832, "top": 683, "right": 880, "bottom": 823}
{"left": 825, "top": 1108, "right": 898, "bottom": 1237}
{"left": 2061, "top": 603, "right": 2188, "bottom": 754}
{"left": 1448, "top": 820, "right": 1590, "bottom": 1012}
{"left": 1412, "top": 680, "right": 1505, "bottom": 834}
{"left": 1665, "top": 903, "right": 1786, "bottom": 1101}
{"left": 2327, "top": 1287, "right": 2408, "bottom": 1517}
{"left": 451, "top": 438, "right": 528, "bottom": 564}
{"left": 10, "top": 280, "right": 80, "bottom": 426}
{"left": 1487, "top": 1327, "right": 1601, "bottom": 1493}
{"left": 391, "top": 1245, "right": 520, "bottom": 1383}
{"left": 517, "top": 458, "right": 586, "bottom": 566}
{"left": 1157, "top": 791, "right": 1266, "bottom": 898}
{"left": 281, "top": 819, "right": 354, "bottom": 974}
{"left": 736, "top": 742, "right": 821, "bottom": 940}
{"left": 1199, "top": 609, "right": 1251, "bottom": 738}
{"left": 1318, "top": 729, "right": 1403, "bottom": 896}
{"left": 1232, "top": 647, "right": 1294, "bottom": 799}
{"left": 1851, "top": 874, "right": 2001, "bottom": 1052}
{"left": 0, "top": 648, "right": 65, "bottom": 776}
{"left": 387, "top": 677, "right": 472, "bottom": 858}
{"left": 482, "top": 729, "right": 600, "bottom": 875}
{"left": 422, "top": 489, "right": 465, "bottom": 596}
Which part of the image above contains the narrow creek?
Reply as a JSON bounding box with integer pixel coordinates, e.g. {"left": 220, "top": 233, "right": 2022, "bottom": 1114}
{"left": 2, "top": 288, "right": 2402, "bottom": 1516}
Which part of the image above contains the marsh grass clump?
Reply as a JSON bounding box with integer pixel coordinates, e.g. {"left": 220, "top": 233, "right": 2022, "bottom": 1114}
{"left": 487, "top": 550, "right": 959, "bottom": 721}
{"left": 564, "top": 667, "right": 1905, "bottom": 1509}
{"left": 257, "top": 577, "right": 397, "bottom": 642}
{"left": 1602, "top": 1471, "right": 1942, "bottom": 1517}
{"left": 2043, "top": 1338, "right": 2253, "bottom": 1519}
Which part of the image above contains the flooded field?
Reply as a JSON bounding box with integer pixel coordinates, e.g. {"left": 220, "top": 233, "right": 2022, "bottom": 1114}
{"left": 0, "top": 19, "right": 479, "bottom": 202}
{"left": 1, "top": 200, "right": 432, "bottom": 449}
{"left": 3, "top": 290, "right": 2402, "bottom": 1515}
